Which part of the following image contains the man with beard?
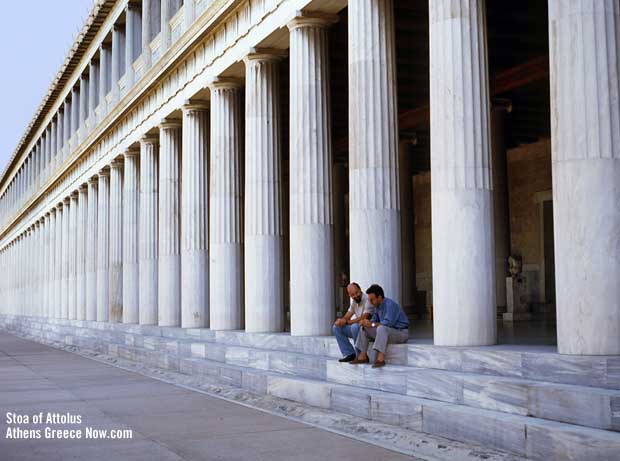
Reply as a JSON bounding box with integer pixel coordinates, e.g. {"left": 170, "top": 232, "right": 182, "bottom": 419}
{"left": 332, "top": 282, "right": 375, "bottom": 362}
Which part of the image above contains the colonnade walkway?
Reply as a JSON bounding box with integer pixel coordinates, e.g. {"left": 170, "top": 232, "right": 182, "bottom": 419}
{"left": 0, "top": 331, "right": 417, "bottom": 461}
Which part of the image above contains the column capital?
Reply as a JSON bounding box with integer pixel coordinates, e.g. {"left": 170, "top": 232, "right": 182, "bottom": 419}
{"left": 287, "top": 11, "right": 339, "bottom": 31}
{"left": 243, "top": 48, "right": 288, "bottom": 64}
{"left": 140, "top": 133, "right": 159, "bottom": 145}
{"left": 63, "top": 197, "right": 71, "bottom": 205}
{"left": 70, "top": 190, "right": 79, "bottom": 199}
{"left": 98, "top": 167, "right": 110, "bottom": 178}
{"left": 110, "top": 157, "right": 124, "bottom": 169}
{"left": 79, "top": 183, "right": 88, "bottom": 192}
{"left": 126, "top": 0, "right": 141, "bottom": 12}
{"left": 159, "top": 118, "right": 182, "bottom": 130}
{"left": 207, "top": 77, "right": 244, "bottom": 91}
{"left": 88, "top": 175, "right": 99, "bottom": 185}
{"left": 182, "top": 99, "right": 209, "bottom": 112}
{"left": 56, "top": 202, "right": 64, "bottom": 210}
{"left": 124, "top": 147, "right": 140, "bottom": 158}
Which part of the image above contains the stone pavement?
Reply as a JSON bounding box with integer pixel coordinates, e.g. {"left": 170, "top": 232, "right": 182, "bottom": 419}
{"left": 0, "top": 331, "right": 416, "bottom": 461}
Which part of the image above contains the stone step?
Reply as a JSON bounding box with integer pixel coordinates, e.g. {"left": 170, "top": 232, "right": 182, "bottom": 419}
{"left": 3, "top": 316, "right": 620, "bottom": 461}
{"left": 408, "top": 344, "right": 620, "bottom": 390}
{"left": 327, "top": 361, "right": 620, "bottom": 432}
{"left": 37, "top": 320, "right": 620, "bottom": 432}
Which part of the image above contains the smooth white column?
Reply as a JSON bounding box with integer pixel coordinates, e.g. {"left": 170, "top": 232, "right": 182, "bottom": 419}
{"left": 54, "top": 204, "right": 63, "bottom": 318}
{"left": 61, "top": 197, "right": 70, "bottom": 318}
{"left": 244, "top": 53, "right": 284, "bottom": 333}
{"left": 139, "top": 136, "right": 159, "bottom": 324}
{"left": 86, "top": 176, "right": 98, "bottom": 321}
{"left": 209, "top": 80, "right": 244, "bottom": 330}
{"left": 288, "top": 17, "right": 336, "bottom": 336}
{"left": 96, "top": 169, "right": 110, "bottom": 322}
{"left": 125, "top": 1, "right": 140, "bottom": 88}
{"left": 141, "top": 0, "right": 153, "bottom": 69}
{"left": 68, "top": 191, "right": 78, "bottom": 319}
{"left": 123, "top": 149, "right": 140, "bottom": 323}
{"left": 79, "top": 74, "right": 88, "bottom": 140}
{"left": 71, "top": 87, "right": 80, "bottom": 139}
{"left": 549, "top": 0, "right": 620, "bottom": 355}
{"left": 181, "top": 102, "right": 209, "bottom": 328}
{"left": 158, "top": 121, "right": 182, "bottom": 326}
{"left": 76, "top": 184, "right": 88, "bottom": 320}
{"left": 430, "top": 0, "right": 496, "bottom": 346}
{"left": 160, "top": 0, "right": 171, "bottom": 52}
{"left": 348, "top": 0, "right": 401, "bottom": 301}
{"left": 99, "top": 44, "right": 110, "bottom": 115}
{"left": 111, "top": 24, "right": 123, "bottom": 103}
{"left": 109, "top": 159, "right": 124, "bottom": 322}
{"left": 88, "top": 61, "right": 99, "bottom": 125}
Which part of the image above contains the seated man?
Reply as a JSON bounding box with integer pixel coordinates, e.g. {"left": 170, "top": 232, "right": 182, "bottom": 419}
{"left": 332, "top": 282, "right": 375, "bottom": 362}
{"left": 351, "top": 284, "right": 409, "bottom": 368}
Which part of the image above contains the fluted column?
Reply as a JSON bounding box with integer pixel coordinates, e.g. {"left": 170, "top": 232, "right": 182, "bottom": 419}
{"left": 86, "top": 176, "right": 98, "bottom": 321}
{"left": 63, "top": 100, "right": 71, "bottom": 153}
{"left": 181, "top": 102, "right": 209, "bottom": 328}
{"left": 96, "top": 169, "right": 110, "bottom": 322}
{"left": 288, "top": 16, "right": 336, "bottom": 336}
{"left": 99, "top": 44, "right": 110, "bottom": 116}
{"left": 125, "top": 1, "right": 140, "bottom": 88}
{"left": 68, "top": 191, "right": 78, "bottom": 319}
{"left": 348, "top": 0, "right": 401, "bottom": 301}
{"left": 430, "top": 0, "right": 496, "bottom": 346}
{"left": 109, "top": 159, "right": 124, "bottom": 322}
{"left": 61, "top": 197, "right": 70, "bottom": 318}
{"left": 139, "top": 136, "right": 159, "bottom": 324}
{"left": 111, "top": 24, "right": 122, "bottom": 103}
{"left": 549, "top": 0, "right": 620, "bottom": 355}
{"left": 50, "top": 118, "right": 57, "bottom": 173}
{"left": 71, "top": 86, "right": 80, "bottom": 140}
{"left": 44, "top": 212, "right": 51, "bottom": 317}
{"left": 76, "top": 184, "right": 88, "bottom": 320}
{"left": 158, "top": 121, "right": 182, "bottom": 326}
{"left": 54, "top": 204, "right": 63, "bottom": 318}
{"left": 123, "top": 149, "right": 140, "bottom": 323}
{"left": 88, "top": 61, "right": 99, "bottom": 125}
{"left": 79, "top": 74, "right": 88, "bottom": 140}
{"left": 209, "top": 80, "right": 244, "bottom": 330}
{"left": 243, "top": 53, "right": 284, "bottom": 332}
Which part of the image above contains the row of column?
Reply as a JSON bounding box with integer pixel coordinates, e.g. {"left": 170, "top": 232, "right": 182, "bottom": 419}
{"left": 0, "top": 0, "right": 618, "bottom": 355}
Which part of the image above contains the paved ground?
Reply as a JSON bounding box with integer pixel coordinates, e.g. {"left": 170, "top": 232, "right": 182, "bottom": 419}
{"left": 0, "top": 331, "right": 415, "bottom": 461}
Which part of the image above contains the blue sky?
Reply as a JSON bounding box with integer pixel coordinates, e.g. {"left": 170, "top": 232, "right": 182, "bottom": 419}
{"left": 0, "top": 0, "right": 94, "bottom": 174}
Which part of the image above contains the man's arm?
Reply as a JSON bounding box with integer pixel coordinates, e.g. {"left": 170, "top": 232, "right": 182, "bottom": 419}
{"left": 335, "top": 310, "right": 353, "bottom": 327}
{"left": 348, "top": 312, "right": 371, "bottom": 324}
{"left": 379, "top": 301, "right": 399, "bottom": 328}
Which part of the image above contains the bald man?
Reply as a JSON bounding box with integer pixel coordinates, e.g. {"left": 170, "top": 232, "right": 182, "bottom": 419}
{"left": 332, "top": 283, "right": 375, "bottom": 362}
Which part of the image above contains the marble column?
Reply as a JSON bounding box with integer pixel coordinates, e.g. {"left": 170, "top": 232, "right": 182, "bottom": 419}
{"left": 161, "top": 0, "right": 171, "bottom": 52}
{"left": 141, "top": 0, "right": 153, "bottom": 69}
{"left": 76, "top": 184, "right": 88, "bottom": 320}
{"left": 79, "top": 74, "right": 88, "bottom": 140}
{"left": 184, "top": 0, "right": 195, "bottom": 29}
{"left": 68, "top": 191, "right": 78, "bottom": 319}
{"left": 54, "top": 204, "right": 63, "bottom": 318}
{"left": 181, "top": 102, "right": 209, "bottom": 328}
{"left": 158, "top": 121, "right": 182, "bottom": 327}
{"left": 99, "top": 44, "right": 110, "bottom": 115}
{"left": 111, "top": 24, "right": 123, "bottom": 102}
{"left": 63, "top": 100, "right": 71, "bottom": 151}
{"left": 56, "top": 111, "right": 63, "bottom": 161}
{"left": 44, "top": 212, "right": 52, "bottom": 318}
{"left": 125, "top": 1, "right": 140, "bottom": 88}
{"left": 71, "top": 86, "right": 80, "bottom": 140}
{"left": 287, "top": 16, "right": 336, "bottom": 336}
{"left": 491, "top": 106, "right": 510, "bottom": 310}
{"left": 430, "top": 0, "right": 496, "bottom": 346}
{"left": 243, "top": 52, "right": 284, "bottom": 333}
{"left": 109, "top": 159, "right": 124, "bottom": 322}
{"left": 139, "top": 135, "right": 159, "bottom": 325}
{"left": 96, "top": 169, "right": 110, "bottom": 322}
{"left": 123, "top": 149, "right": 140, "bottom": 323}
{"left": 549, "top": 0, "right": 620, "bottom": 355}
{"left": 86, "top": 176, "right": 99, "bottom": 321}
{"left": 61, "top": 197, "right": 70, "bottom": 318}
{"left": 88, "top": 60, "right": 99, "bottom": 124}
{"left": 209, "top": 80, "right": 244, "bottom": 330}
{"left": 50, "top": 118, "right": 57, "bottom": 173}
{"left": 348, "top": 0, "right": 401, "bottom": 301}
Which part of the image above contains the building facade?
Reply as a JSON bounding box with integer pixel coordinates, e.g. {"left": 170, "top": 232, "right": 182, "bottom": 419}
{"left": 0, "top": 0, "right": 619, "bottom": 354}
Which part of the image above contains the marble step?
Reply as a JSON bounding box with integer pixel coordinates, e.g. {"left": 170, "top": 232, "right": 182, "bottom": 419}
{"left": 4, "top": 318, "right": 620, "bottom": 461}
{"left": 408, "top": 344, "right": 620, "bottom": 390}
{"left": 327, "top": 361, "right": 620, "bottom": 432}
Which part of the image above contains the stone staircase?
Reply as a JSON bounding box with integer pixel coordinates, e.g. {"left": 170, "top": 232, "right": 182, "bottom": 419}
{"left": 1, "top": 314, "right": 619, "bottom": 460}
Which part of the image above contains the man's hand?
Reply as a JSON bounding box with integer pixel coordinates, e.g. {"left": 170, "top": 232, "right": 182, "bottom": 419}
{"left": 334, "top": 318, "right": 346, "bottom": 328}
{"left": 359, "top": 319, "right": 372, "bottom": 328}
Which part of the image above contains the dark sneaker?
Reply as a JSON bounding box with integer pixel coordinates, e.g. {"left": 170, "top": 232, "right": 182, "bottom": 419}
{"left": 338, "top": 354, "right": 356, "bottom": 363}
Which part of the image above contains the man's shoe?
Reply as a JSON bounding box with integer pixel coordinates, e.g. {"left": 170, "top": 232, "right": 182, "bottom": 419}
{"left": 338, "top": 354, "right": 356, "bottom": 363}
{"left": 372, "top": 360, "right": 386, "bottom": 369}
{"left": 350, "top": 357, "right": 370, "bottom": 365}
